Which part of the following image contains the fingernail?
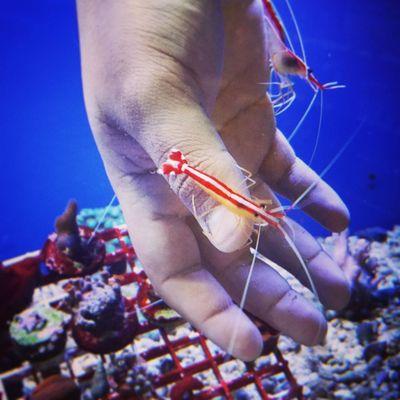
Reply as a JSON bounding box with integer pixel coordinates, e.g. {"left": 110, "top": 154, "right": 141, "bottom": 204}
{"left": 204, "top": 206, "right": 253, "bottom": 253}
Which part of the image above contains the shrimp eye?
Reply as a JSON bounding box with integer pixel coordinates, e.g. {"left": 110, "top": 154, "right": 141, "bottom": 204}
{"left": 262, "top": 204, "right": 269, "bottom": 210}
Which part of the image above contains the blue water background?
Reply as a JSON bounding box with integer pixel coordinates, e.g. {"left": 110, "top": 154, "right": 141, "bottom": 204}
{"left": 1, "top": 0, "right": 399, "bottom": 259}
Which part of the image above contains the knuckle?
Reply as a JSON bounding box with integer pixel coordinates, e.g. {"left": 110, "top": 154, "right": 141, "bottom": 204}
{"left": 157, "top": 263, "right": 203, "bottom": 288}
{"left": 277, "top": 156, "right": 299, "bottom": 187}
{"left": 263, "top": 130, "right": 296, "bottom": 185}
{"left": 268, "top": 287, "right": 292, "bottom": 313}
{"left": 200, "top": 299, "right": 233, "bottom": 327}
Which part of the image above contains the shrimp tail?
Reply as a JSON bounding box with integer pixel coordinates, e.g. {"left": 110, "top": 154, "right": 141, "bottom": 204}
{"left": 158, "top": 149, "right": 188, "bottom": 176}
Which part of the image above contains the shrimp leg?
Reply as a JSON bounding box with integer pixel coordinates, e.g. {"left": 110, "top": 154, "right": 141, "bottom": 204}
{"left": 191, "top": 195, "right": 215, "bottom": 242}
{"left": 236, "top": 165, "right": 257, "bottom": 190}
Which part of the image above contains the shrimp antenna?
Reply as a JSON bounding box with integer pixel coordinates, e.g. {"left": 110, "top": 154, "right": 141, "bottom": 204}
{"left": 227, "top": 224, "right": 262, "bottom": 357}
{"left": 137, "top": 298, "right": 165, "bottom": 312}
{"left": 88, "top": 193, "right": 117, "bottom": 243}
{"left": 309, "top": 90, "right": 324, "bottom": 166}
{"left": 292, "top": 120, "right": 364, "bottom": 209}
{"left": 277, "top": 224, "right": 319, "bottom": 301}
{"left": 288, "top": 90, "right": 319, "bottom": 142}
{"left": 269, "top": 120, "right": 364, "bottom": 216}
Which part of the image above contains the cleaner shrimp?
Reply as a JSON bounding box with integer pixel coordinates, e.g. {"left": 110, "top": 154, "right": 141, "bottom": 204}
{"left": 262, "top": 0, "right": 344, "bottom": 93}
{"left": 262, "top": 0, "right": 346, "bottom": 165}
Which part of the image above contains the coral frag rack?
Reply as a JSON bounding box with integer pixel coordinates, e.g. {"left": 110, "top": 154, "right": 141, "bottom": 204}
{"left": 0, "top": 225, "right": 303, "bottom": 399}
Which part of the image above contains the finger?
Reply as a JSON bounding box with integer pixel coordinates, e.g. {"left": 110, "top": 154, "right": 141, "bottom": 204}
{"left": 108, "top": 170, "right": 263, "bottom": 362}
{"left": 212, "top": 257, "right": 327, "bottom": 346}
{"left": 259, "top": 129, "right": 350, "bottom": 232}
{"left": 259, "top": 218, "right": 351, "bottom": 310}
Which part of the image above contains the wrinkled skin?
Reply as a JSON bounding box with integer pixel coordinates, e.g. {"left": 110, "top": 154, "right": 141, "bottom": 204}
{"left": 76, "top": 0, "right": 350, "bottom": 361}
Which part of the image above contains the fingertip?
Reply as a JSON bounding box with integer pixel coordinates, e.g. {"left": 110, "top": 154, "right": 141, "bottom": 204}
{"left": 229, "top": 318, "right": 263, "bottom": 362}
{"left": 205, "top": 206, "right": 253, "bottom": 253}
{"left": 303, "top": 189, "right": 350, "bottom": 233}
{"left": 295, "top": 307, "right": 328, "bottom": 346}
{"left": 324, "top": 272, "right": 351, "bottom": 311}
{"left": 319, "top": 252, "right": 352, "bottom": 311}
{"left": 310, "top": 250, "right": 352, "bottom": 310}
{"left": 202, "top": 305, "right": 263, "bottom": 361}
{"left": 327, "top": 200, "right": 350, "bottom": 233}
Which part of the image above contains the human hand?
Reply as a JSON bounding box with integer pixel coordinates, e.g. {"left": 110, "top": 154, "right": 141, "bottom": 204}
{"left": 77, "top": 0, "right": 350, "bottom": 361}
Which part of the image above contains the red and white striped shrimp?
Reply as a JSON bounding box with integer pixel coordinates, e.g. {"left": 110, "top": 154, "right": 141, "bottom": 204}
{"left": 262, "top": 0, "right": 346, "bottom": 164}
{"left": 263, "top": 0, "right": 344, "bottom": 93}
{"left": 158, "top": 149, "right": 285, "bottom": 228}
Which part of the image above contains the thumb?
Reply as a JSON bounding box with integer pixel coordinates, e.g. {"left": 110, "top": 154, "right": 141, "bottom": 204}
{"left": 141, "top": 105, "right": 253, "bottom": 253}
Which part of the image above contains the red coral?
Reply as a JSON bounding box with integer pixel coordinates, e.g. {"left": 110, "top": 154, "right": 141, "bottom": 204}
{"left": 0, "top": 255, "right": 40, "bottom": 326}
{"left": 43, "top": 232, "right": 104, "bottom": 277}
